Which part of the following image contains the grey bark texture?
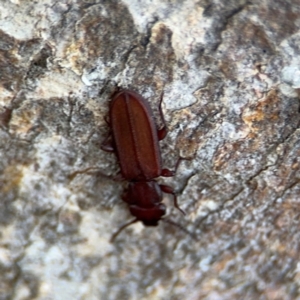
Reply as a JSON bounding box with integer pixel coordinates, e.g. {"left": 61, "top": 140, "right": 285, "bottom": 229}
{"left": 1, "top": 0, "right": 300, "bottom": 299}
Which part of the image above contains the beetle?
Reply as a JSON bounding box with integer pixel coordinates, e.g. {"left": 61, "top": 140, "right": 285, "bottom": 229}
{"left": 101, "top": 89, "right": 185, "bottom": 241}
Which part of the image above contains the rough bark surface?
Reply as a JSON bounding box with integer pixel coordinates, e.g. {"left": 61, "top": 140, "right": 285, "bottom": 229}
{"left": 1, "top": 1, "right": 300, "bottom": 299}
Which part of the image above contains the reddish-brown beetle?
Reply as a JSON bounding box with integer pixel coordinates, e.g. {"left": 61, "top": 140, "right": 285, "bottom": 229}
{"left": 101, "top": 90, "right": 185, "bottom": 241}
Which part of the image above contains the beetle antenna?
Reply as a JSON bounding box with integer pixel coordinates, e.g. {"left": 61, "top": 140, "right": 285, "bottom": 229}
{"left": 110, "top": 218, "right": 138, "bottom": 243}
{"left": 162, "top": 218, "right": 197, "bottom": 241}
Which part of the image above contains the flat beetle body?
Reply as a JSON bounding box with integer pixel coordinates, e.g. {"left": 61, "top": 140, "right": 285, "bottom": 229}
{"left": 109, "top": 90, "right": 162, "bottom": 181}
{"left": 102, "top": 89, "right": 184, "bottom": 240}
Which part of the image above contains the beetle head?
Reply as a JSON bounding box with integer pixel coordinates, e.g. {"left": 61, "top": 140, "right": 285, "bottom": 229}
{"left": 129, "top": 203, "right": 166, "bottom": 226}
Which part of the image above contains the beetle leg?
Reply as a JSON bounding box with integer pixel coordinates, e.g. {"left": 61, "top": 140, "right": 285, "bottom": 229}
{"left": 157, "top": 127, "right": 167, "bottom": 140}
{"left": 157, "top": 91, "right": 168, "bottom": 140}
{"left": 68, "top": 168, "right": 124, "bottom": 182}
{"left": 161, "top": 156, "right": 185, "bottom": 177}
{"left": 159, "top": 184, "right": 185, "bottom": 215}
{"left": 160, "top": 168, "right": 175, "bottom": 177}
{"left": 101, "top": 114, "right": 114, "bottom": 151}
{"left": 157, "top": 126, "right": 167, "bottom": 140}
{"left": 100, "top": 134, "right": 115, "bottom": 152}
{"left": 110, "top": 218, "right": 138, "bottom": 242}
{"left": 162, "top": 219, "right": 197, "bottom": 240}
{"left": 104, "top": 115, "right": 110, "bottom": 125}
